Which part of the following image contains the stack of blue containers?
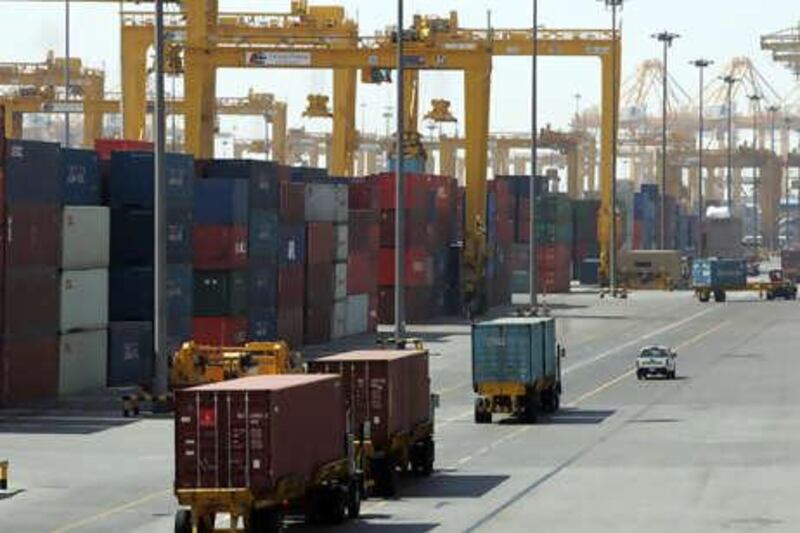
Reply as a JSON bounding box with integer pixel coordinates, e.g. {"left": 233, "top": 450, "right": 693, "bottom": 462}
{"left": 107, "top": 151, "right": 194, "bottom": 387}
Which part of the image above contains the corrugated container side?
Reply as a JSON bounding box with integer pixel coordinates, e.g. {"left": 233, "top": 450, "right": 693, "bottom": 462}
{"left": 192, "top": 317, "right": 247, "bottom": 346}
{"left": 304, "top": 183, "right": 347, "bottom": 222}
{"left": 345, "top": 294, "right": 369, "bottom": 336}
{"left": 330, "top": 299, "right": 347, "bottom": 340}
{"left": 192, "top": 225, "right": 248, "bottom": 270}
{"left": 110, "top": 267, "right": 153, "bottom": 321}
{"left": 0, "top": 336, "right": 59, "bottom": 405}
{"left": 4, "top": 140, "right": 62, "bottom": 204}
{"left": 61, "top": 148, "right": 101, "bottom": 205}
{"left": 306, "top": 222, "right": 335, "bottom": 265}
{"left": 248, "top": 209, "right": 278, "bottom": 260}
{"left": 333, "top": 261, "right": 348, "bottom": 300}
{"left": 107, "top": 321, "right": 153, "bottom": 387}
{"left": 277, "top": 305, "right": 303, "bottom": 349}
{"left": 334, "top": 223, "right": 348, "bottom": 261}
{"left": 3, "top": 267, "right": 60, "bottom": 338}
{"left": 62, "top": 206, "right": 110, "bottom": 269}
{"left": 59, "top": 329, "right": 108, "bottom": 395}
{"left": 193, "top": 270, "right": 248, "bottom": 317}
{"left": 60, "top": 269, "right": 109, "bottom": 332}
{"left": 193, "top": 178, "right": 249, "bottom": 225}
{"left": 471, "top": 319, "right": 557, "bottom": 387}
{"left": 5, "top": 205, "right": 62, "bottom": 267}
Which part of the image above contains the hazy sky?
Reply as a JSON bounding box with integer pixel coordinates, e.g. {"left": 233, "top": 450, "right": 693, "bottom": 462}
{"left": 0, "top": 0, "right": 798, "bottom": 138}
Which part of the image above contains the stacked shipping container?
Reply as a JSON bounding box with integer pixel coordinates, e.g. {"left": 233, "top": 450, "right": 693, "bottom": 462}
{"left": 572, "top": 199, "right": 600, "bottom": 285}
{"left": 347, "top": 180, "right": 380, "bottom": 336}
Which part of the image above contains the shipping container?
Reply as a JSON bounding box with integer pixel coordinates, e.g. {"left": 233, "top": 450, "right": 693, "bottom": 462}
{"left": 4, "top": 140, "right": 62, "bottom": 205}
{"left": 94, "top": 139, "right": 153, "bottom": 161}
{"left": 62, "top": 206, "right": 110, "bottom": 269}
{"left": 334, "top": 261, "right": 348, "bottom": 300}
{"left": 109, "top": 267, "right": 153, "bottom": 321}
{"left": 201, "top": 159, "right": 279, "bottom": 210}
{"left": 3, "top": 267, "right": 60, "bottom": 338}
{"left": 192, "top": 316, "right": 247, "bottom": 346}
{"left": 109, "top": 152, "right": 193, "bottom": 208}
{"left": 193, "top": 270, "right": 248, "bottom": 317}
{"left": 334, "top": 222, "right": 349, "bottom": 261}
{"left": 304, "top": 182, "right": 348, "bottom": 222}
{"left": 277, "top": 305, "right": 303, "bottom": 348}
{"left": 279, "top": 182, "right": 305, "bottom": 224}
{"left": 4, "top": 205, "right": 62, "bottom": 267}
{"left": 345, "top": 293, "right": 369, "bottom": 336}
{"left": 692, "top": 258, "right": 747, "bottom": 289}
{"left": 278, "top": 263, "right": 304, "bottom": 305}
{"left": 303, "top": 304, "right": 332, "bottom": 346}
{"left": 306, "top": 222, "right": 335, "bottom": 265}
{"left": 248, "top": 209, "right": 278, "bottom": 260}
{"left": 59, "top": 329, "right": 107, "bottom": 395}
{"left": 110, "top": 208, "right": 194, "bottom": 265}
{"left": 61, "top": 148, "right": 101, "bottom": 205}
{"left": 107, "top": 321, "right": 153, "bottom": 387}
{"left": 193, "top": 178, "right": 248, "bottom": 225}
{"left": 278, "top": 224, "right": 305, "bottom": 266}
{"left": 347, "top": 253, "right": 377, "bottom": 296}
{"left": 167, "top": 264, "right": 193, "bottom": 335}
{"left": 174, "top": 375, "right": 346, "bottom": 497}
{"left": 192, "top": 225, "right": 248, "bottom": 270}
{"left": 330, "top": 298, "right": 347, "bottom": 340}
{"left": 348, "top": 210, "right": 379, "bottom": 253}
{"left": 0, "top": 336, "right": 59, "bottom": 405}
{"left": 60, "top": 269, "right": 109, "bottom": 332}
{"left": 247, "top": 263, "right": 278, "bottom": 310}
{"left": 248, "top": 307, "right": 277, "bottom": 341}
{"left": 308, "top": 350, "right": 430, "bottom": 451}
{"left": 378, "top": 248, "right": 433, "bottom": 287}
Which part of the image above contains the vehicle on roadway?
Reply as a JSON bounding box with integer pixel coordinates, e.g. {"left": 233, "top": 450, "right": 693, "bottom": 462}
{"left": 636, "top": 346, "right": 677, "bottom": 380}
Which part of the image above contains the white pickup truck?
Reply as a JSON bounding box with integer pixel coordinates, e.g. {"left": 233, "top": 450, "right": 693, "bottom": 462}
{"left": 636, "top": 346, "right": 677, "bottom": 380}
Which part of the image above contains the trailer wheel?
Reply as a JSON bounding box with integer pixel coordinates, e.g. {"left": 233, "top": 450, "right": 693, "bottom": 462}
{"left": 698, "top": 291, "right": 710, "bottom": 303}
{"left": 174, "top": 510, "right": 191, "bottom": 533}
{"left": 411, "top": 438, "right": 435, "bottom": 477}
{"left": 323, "top": 486, "right": 347, "bottom": 525}
{"left": 372, "top": 458, "right": 398, "bottom": 498}
{"left": 251, "top": 507, "right": 282, "bottom": 532}
{"left": 347, "top": 480, "right": 362, "bottom": 519}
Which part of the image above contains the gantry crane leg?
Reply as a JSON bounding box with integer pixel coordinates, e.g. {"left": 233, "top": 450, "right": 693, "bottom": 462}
{"left": 331, "top": 68, "right": 357, "bottom": 176}
{"left": 598, "top": 46, "right": 621, "bottom": 283}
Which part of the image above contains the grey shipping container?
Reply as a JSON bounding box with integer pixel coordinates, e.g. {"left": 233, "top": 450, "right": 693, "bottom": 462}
{"left": 60, "top": 269, "right": 109, "bottom": 332}
{"left": 61, "top": 206, "right": 110, "bottom": 269}
{"left": 334, "top": 222, "right": 349, "bottom": 261}
{"left": 345, "top": 293, "right": 369, "bottom": 337}
{"left": 331, "top": 298, "right": 348, "bottom": 340}
{"left": 471, "top": 317, "right": 558, "bottom": 389}
{"left": 304, "top": 183, "right": 348, "bottom": 222}
{"left": 704, "top": 217, "right": 744, "bottom": 258}
{"left": 59, "top": 329, "right": 108, "bottom": 395}
{"left": 174, "top": 375, "right": 346, "bottom": 497}
{"left": 334, "top": 261, "right": 348, "bottom": 301}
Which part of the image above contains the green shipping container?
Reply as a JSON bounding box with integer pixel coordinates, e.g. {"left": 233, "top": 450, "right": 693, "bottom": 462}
{"left": 193, "top": 270, "right": 248, "bottom": 316}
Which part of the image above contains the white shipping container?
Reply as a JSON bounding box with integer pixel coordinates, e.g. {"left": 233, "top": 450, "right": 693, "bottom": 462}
{"left": 60, "top": 269, "right": 109, "bottom": 332}
{"left": 62, "top": 206, "right": 110, "bottom": 269}
{"left": 345, "top": 294, "right": 369, "bottom": 336}
{"left": 334, "top": 223, "right": 349, "bottom": 261}
{"left": 59, "top": 329, "right": 108, "bottom": 395}
{"left": 334, "top": 261, "right": 348, "bottom": 300}
{"left": 331, "top": 298, "right": 348, "bottom": 339}
{"left": 305, "top": 183, "right": 348, "bottom": 222}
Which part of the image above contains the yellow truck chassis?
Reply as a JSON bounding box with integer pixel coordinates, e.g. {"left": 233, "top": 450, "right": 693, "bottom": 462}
{"left": 474, "top": 378, "right": 561, "bottom": 424}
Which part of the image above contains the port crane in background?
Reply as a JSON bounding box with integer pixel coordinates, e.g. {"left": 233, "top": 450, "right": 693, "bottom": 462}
{"left": 119, "top": 2, "right": 621, "bottom": 305}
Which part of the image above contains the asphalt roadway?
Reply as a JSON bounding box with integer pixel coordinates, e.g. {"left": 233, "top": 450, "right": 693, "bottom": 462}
{"left": 1, "top": 288, "right": 799, "bottom": 532}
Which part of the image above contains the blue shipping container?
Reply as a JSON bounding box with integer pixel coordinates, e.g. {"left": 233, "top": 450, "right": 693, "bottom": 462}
{"left": 204, "top": 160, "right": 279, "bottom": 208}
{"left": 193, "top": 178, "right": 249, "bottom": 224}
{"left": 166, "top": 264, "right": 193, "bottom": 325}
{"left": 109, "top": 152, "right": 193, "bottom": 208}
{"left": 110, "top": 207, "right": 193, "bottom": 265}
{"left": 107, "top": 321, "right": 153, "bottom": 387}
{"left": 110, "top": 267, "right": 153, "bottom": 321}
{"left": 248, "top": 209, "right": 279, "bottom": 259}
{"left": 248, "top": 307, "right": 278, "bottom": 341}
{"left": 4, "top": 140, "right": 62, "bottom": 205}
{"left": 278, "top": 224, "right": 306, "bottom": 266}
{"left": 61, "top": 148, "right": 101, "bottom": 205}
{"left": 692, "top": 258, "right": 747, "bottom": 289}
{"left": 471, "top": 317, "right": 558, "bottom": 387}
{"left": 248, "top": 263, "right": 278, "bottom": 309}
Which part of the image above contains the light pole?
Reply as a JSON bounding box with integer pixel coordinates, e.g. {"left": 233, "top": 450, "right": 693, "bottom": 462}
{"left": 574, "top": 93, "right": 582, "bottom": 128}
{"left": 784, "top": 117, "right": 792, "bottom": 249}
{"left": 748, "top": 93, "right": 762, "bottom": 247}
{"left": 721, "top": 75, "right": 739, "bottom": 214}
{"left": 690, "top": 59, "right": 713, "bottom": 256}
{"left": 64, "top": 0, "right": 70, "bottom": 147}
{"left": 599, "top": 0, "right": 623, "bottom": 294}
{"left": 394, "top": 0, "right": 406, "bottom": 339}
{"left": 652, "top": 31, "right": 680, "bottom": 249}
{"left": 529, "top": 0, "right": 539, "bottom": 310}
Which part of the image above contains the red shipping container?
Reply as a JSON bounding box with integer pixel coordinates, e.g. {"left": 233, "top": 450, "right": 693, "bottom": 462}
{"left": 280, "top": 182, "right": 305, "bottom": 224}
{"left": 305, "top": 262, "right": 334, "bottom": 307}
{"left": 348, "top": 210, "right": 379, "bottom": 254}
{"left": 3, "top": 205, "right": 62, "bottom": 267}
{"left": 539, "top": 267, "right": 571, "bottom": 294}
{"left": 347, "top": 252, "right": 377, "bottom": 296}
{"left": 537, "top": 243, "right": 572, "bottom": 269}
{"left": 94, "top": 139, "right": 153, "bottom": 161}
{"left": 276, "top": 164, "right": 291, "bottom": 183}
{"left": 304, "top": 303, "right": 332, "bottom": 346}
{"left": 3, "top": 267, "right": 59, "bottom": 339}
{"left": 0, "top": 336, "right": 59, "bottom": 405}
{"left": 378, "top": 248, "right": 433, "bottom": 287}
{"left": 496, "top": 216, "right": 514, "bottom": 245}
{"left": 349, "top": 179, "right": 379, "bottom": 210}
{"left": 193, "top": 225, "right": 248, "bottom": 269}
{"left": 278, "top": 264, "right": 304, "bottom": 306}
{"left": 308, "top": 350, "right": 430, "bottom": 451}
{"left": 379, "top": 209, "right": 432, "bottom": 249}
{"left": 306, "top": 222, "right": 335, "bottom": 265}
{"left": 174, "top": 375, "right": 346, "bottom": 497}
{"left": 633, "top": 220, "right": 643, "bottom": 249}
{"left": 277, "top": 305, "right": 303, "bottom": 349}
{"left": 192, "top": 316, "right": 248, "bottom": 346}
{"left": 373, "top": 173, "right": 432, "bottom": 210}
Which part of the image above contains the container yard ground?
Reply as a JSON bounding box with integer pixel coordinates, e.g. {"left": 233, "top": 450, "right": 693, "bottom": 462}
{"left": 2, "top": 289, "right": 800, "bottom": 532}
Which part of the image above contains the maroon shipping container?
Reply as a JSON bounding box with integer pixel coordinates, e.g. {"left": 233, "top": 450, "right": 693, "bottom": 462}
{"left": 278, "top": 264, "right": 304, "bottom": 306}
{"left": 94, "top": 139, "right": 153, "bottom": 161}
{"left": 306, "top": 222, "right": 335, "bottom": 265}
{"left": 347, "top": 253, "right": 377, "bottom": 296}
{"left": 193, "top": 225, "right": 248, "bottom": 269}
{"left": 308, "top": 350, "right": 430, "bottom": 451}
{"left": 304, "top": 304, "right": 332, "bottom": 346}
{"left": 379, "top": 209, "right": 436, "bottom": 249}
{"left": 0, "top": 335, "right": 59, "bottom": 405}
{"left": 192, "top": 316, "right": 248, "bottom": 346}
{"left": 3, "top": 205, "right": 61, "bottom": 267}
{"left": 378, "top": 248, "right": 433, "bottom": 287}
{"left": 3, "top": 267, "right": 59, "bottom": 339}
{"left": 280, "top": 182, "right": 305, "bottom": 225}
{"left": 174, "top": 375, "right": 346, "bottom": 497}
{"left": 348, "top": 210, "right": 379, "bottom": 254}
{"left": 276, "top": 164, "right": 291, "bottom": 183}
{"left": 277, "top": 305, "right": 303, "bottom": 349}
{"left": 373, "top": 173, "right": 432, "bottom": 210}
{"left": 305, "top": 261, "right": 334, "bottom": 307}
{"left": 348, "top": 179, "right": 379, "bottom": 210}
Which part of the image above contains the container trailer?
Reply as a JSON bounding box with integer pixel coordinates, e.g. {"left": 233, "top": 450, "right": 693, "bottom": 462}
{"left": 307, "top": 349, "right": 435, "bottom": 497}
{"left": 472, "top": 317, "right": 564, "bottom": 423}
{"left": 173, "top": 374, "right": 362, "bottom": 533}
{"left": 692, "top": 258, "right": 794, "bottom": 302}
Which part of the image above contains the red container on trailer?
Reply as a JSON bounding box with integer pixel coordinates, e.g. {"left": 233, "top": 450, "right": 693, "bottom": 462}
{"left": 3, "top": 205, "right": 62, "bottom": 267}
{"left": 193, "top": 225, "right": 248, "bottom": 269}
{"left": 306, "top": 222, "right": 335, "bottom": 265}
{"left": 378, "top": 248, "right": 433, "bottom": 287}
{"left": 174, "top": 375, "right": 347, "bottom": 495}
{"left": 0, "top": 335, "right": 58, "bottom": 406}
{"left": 192, "top": 316, "right": 248, "bottom": 346}
{"left": 307, "top": 350, "right": 430, "bottom": 451}
{"left": 94, "top": 139, "right": 153, "bottom": 161}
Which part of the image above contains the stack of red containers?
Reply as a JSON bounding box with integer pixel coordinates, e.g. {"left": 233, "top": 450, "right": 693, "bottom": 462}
{"left": 304, "top": 221, "right": 335, "bottom": 344}
{"left": 486, "top": 180, "right": 514, "bottom": 308}
{"left": 373, "top": 173, "right": 458, "bottom": 323}
{"left": 0, "top": 140, "right": 62, "bottom": 405}
{"left": 347, "top": 180, "right": 380, "bottom": 334}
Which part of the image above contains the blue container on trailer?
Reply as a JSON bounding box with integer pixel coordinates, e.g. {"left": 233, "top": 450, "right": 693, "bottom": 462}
{"left": 248, "top": 307, "right": 278, "bottom": 341}
{"left": 109, "top": 266, "right": 154, "bottom": 321}
{"left": 109, "top": 152, "right": 193, "bottom": 208}
{"left": 205, "top": 159, "right": 280, "bottom": 210}
{"left": 248, "top": 209, "right": 279, "bottom": 259}
{"left": 107, "top": 321, "right": 154, "bottom": 387}
{"left": 193, "top": 178, "right": 248, "bottom": 224}
{"left": 4, "top": 140, "right": 62, "bottom": 205}
{"left": 248, "top": 262, "right": 278, "bottom": 309}
{"left": 61, "top": 148, "right": 101, "bottom": 205}
{"left": 692, "top": 258, "right": 747, "bottom": 289}
{"left": 278, "top": 224, "right": 306, "bottom": 266}
{"left": 471, "top": 317, "right": 559, "bottom": 387}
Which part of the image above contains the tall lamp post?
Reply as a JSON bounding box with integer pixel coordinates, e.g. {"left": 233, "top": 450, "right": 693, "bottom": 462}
{"left": 599, "top": 0, "right": 623, "bottom": 294}
{"left": 690, "top": 59, "right": 713, "bottom": 256}
{"left": 395, "top": 0, "right": 406, "bottom": 339}
{"left": 721, "top": 75, "right": 739, "bottom": 214}
{"left": 748, "top": 93, "right": 762, "bottom": 246}
{"left": 651, "top": 31, "right": 680, "bottom": 249}
{"left": 64, "top": 0, "right": 71, "bottom": 147}
{"left": 529, "top": 0, "right": 539, "bottom": 310}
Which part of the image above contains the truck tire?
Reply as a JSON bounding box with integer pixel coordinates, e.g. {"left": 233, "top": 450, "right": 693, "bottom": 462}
{"left": 411, "top": 437, "right": 435, "bottom": 477}
{"left": 698, "top": 291, "right": 710, "bottom": 303}
{"left": 714, "top": 290, "right": 726, "bottom": 303}
{"left": 251, "top": 507, "right": 282, "bottom": 532}
{"left": 372, "top": 458, "right": 398, "bottom": 498}
{"left": 347, "top": 480, "right": 362, "bottom": 519}
{"left": 474, "top": 403, "right": 491, "bottom": 424}
{"left": 174, "top": 510, "right": 191, "bottom": 533}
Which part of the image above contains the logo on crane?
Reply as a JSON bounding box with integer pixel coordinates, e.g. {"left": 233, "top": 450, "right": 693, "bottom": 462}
{"left": 245, "top": 52, "right": 312, "bottom": 67}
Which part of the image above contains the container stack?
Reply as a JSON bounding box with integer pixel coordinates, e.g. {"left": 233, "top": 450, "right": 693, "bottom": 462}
{"left": 571, "top": 199, "right": 600, "bottom": 284}
{"left": 59, "top": 148, "right": 109, "bottom": 395}
{"left": 374, "top": 173, "right": 458, "bottom": 323}
{"left": 0, "top": 140, "right": 62, "bottom": 405}
{"left": 632, "top": 184, "right": 658, "bottom": 249}
{"left": 346, "top": 180, "right": 380, "bottom": 336}
{"left": 108, "top": 151, "right": 194, "bottom": 387}
{"left": 300, "top": 179, "right": 347, "bottom": 343}
{"left": 486, "top": 179, "right": 512, "bottom": 307}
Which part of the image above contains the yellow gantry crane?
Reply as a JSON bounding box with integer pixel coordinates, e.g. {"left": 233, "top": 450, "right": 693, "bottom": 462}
{"left": 118, "top": 2, "right": 621, "bottom": 300}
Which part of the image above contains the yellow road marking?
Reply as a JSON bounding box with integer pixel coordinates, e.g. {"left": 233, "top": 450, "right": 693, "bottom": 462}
{"left": 50, "top": 489, "right": 170, "bottom": 533}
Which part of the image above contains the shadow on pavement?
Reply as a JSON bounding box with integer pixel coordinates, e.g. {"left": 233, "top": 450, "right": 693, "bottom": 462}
{"left": 400, "top": 474, "right": 509, "bottom": 499}
{"left": 0, "top": 415, "right": 137, "bottom": 435}
{"left": 552, "top": 314, "right": 629, "bottom": 321}
{"left": 290, "top": 521, "right": 439, "bottom": 532}
{"left": 543, "top": 408, "right": 616, "bottom": 425}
